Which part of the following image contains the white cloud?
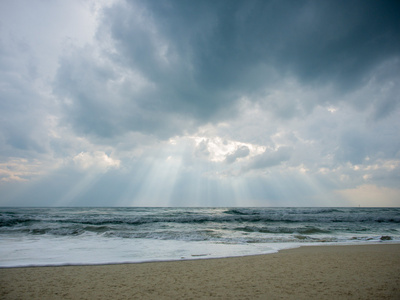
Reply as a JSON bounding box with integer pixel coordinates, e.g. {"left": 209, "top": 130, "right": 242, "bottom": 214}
{"left": 191, "top": 135, "right": 265, "bottom": 163}
{"left": 0, "top": 158, "right": 62, "bottom": 183}
{"left": 73, "top": 151, "right": 120, "bottom": 172}
{"left": 0, "top": 159, "right": 39, "bottom": 182}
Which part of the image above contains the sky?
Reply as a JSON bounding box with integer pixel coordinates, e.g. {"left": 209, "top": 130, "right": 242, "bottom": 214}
{"left": 0, "top": 0, "right": 399, "bottom": 207}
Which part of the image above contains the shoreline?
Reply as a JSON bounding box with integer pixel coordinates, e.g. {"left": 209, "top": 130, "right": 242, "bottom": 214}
{"left": 1, "top": 243, "right": 400, "bottom": 299}
{"left": 1, "top": 241, "right": 398, "bottom": 269}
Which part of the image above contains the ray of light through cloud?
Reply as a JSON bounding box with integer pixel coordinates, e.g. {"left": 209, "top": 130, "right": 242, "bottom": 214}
{"left": 0, "top": 0, "right": 399, "bottom": 207}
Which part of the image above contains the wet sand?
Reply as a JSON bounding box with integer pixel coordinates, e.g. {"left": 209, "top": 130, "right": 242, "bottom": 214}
{"left": 1, "top": 244, "right": 400, "bottom": 299}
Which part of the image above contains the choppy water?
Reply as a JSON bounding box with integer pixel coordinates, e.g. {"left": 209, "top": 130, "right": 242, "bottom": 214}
{"left": 1, "top": 207, "right": 399, "bottom": 267}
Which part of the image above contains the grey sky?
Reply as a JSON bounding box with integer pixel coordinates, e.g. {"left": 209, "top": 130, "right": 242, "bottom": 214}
{"left": 1, "top": 0, "right": 399, "bottom": 206}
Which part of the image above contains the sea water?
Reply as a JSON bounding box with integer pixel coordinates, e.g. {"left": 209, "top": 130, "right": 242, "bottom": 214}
{"left": 0, "top": 207, "right": 399, "bottom": 267}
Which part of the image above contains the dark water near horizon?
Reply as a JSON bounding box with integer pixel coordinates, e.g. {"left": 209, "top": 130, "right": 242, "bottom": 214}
{"left": 1, "top": 207, "right": 399, "bottom": 267}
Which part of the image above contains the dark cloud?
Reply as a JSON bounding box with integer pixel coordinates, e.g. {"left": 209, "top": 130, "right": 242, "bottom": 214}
{"left": 225, "top": 145, "right": 250, "bottom": 164}
{"left": 336, "top": 130, "right": 368, "bottom": 165}
{"left": 0, "top": 42, "right": 52, "bottom": 157}
{"left": 54, "top": 47, "right": 196, "bottom": 139}
{"left": 242, "top": 146, "right": 292, "bottom": 172}
{"left": 137, "top": 0, "right": 400, "bottom": 89}
{"left": 53, "top": 0, "right": 400, "bottom": 141}
{"left": 193, "top": 140, "right": 210, "bottom": 160}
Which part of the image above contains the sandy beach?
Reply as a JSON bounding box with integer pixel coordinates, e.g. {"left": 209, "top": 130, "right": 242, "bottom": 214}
{"left": 1, "top": 244, "right": 399, "bottom": 299}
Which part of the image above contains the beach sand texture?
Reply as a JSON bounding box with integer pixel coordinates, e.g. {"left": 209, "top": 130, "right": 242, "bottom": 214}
{"left": 1, "top": 244, "right": 399, "bottom": 299}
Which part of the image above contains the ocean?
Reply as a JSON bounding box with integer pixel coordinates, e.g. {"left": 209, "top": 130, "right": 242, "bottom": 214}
{"left": 1, "top": 207, "right": 399, "bottom": 267}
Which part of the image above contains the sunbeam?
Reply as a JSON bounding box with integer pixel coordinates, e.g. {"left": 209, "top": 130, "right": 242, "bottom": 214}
{"left": 55, "top": 172, "right": 103, "bottom": 206}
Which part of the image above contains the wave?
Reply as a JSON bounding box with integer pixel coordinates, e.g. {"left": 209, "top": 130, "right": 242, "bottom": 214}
{"left": 231, "top": 208, "right": 400, "bottom": 223}
{"left": 233, "top": 225, "right": 331, "bottom": 234}
{"left": 0, "top": 217, "right": 38, "bottom": 227}
{"left": 1, "top": 209, "right": 400, "bottom": 230}
{"left": 1, "top": 207, "right": 399, "bottom": 246}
